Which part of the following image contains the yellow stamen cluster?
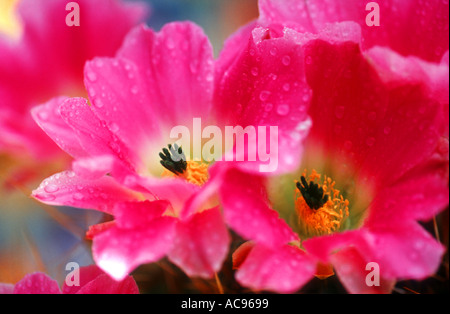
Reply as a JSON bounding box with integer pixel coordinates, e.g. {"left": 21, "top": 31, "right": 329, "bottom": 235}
{"left": 295, "top": 169, "right": 349, "bottom": 237}
{"left": 162, "top": 160, "right": 209, "bottom": 186}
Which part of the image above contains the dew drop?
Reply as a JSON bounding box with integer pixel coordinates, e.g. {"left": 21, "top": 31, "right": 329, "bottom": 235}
{"left": 251, "top": 67, "right": 259, "bottom": 76}
{"left": 305, "top": 55, "right": 312, "bottom": 65}
{"left": 94, "top": 99, "right": 104, "bottom": 108}
{"left": 276, "top": 104, "right": 290, "bottom": 116}
{"left": 166, "top": 38, "right": 175, "bottom": 49}
{"left": 383, "top": 126, "right": 391, "bottom": 135}
{"left": 130, "top": 85, "right": 139, "bottom": 94}
{"left": 302, "top": 93, "right": 311, "bottom": 102}
{"left": 95, "top": 59, "right": 103, "bottom": 68}
{"left": 73, "top": 193, "right": 84, "bottom": 201}
{"left": 109, "top": 122, "right": 119, "bottom": 133}
{"left": 282, "top": 83, "right": 290, "bottom": 92}
{"left": 205, "top": 73, "right": 214, "bottom": 82}
{"left": 86, "top": 71, "right": 97, "bottom": 82}
{"left": 282, "top": 55, "right": 291, "bottom": 66}
{"left": 259, "top": 90, "right": 270, "bottom": 101}
{"left": 44, "top": 184, "right": 59, "bottom": 193}
{"left": 270, "top": 47, "right": 278, "bottom": 56}
{"left": 264, "top": 103, "right": 273, "bottom": 112}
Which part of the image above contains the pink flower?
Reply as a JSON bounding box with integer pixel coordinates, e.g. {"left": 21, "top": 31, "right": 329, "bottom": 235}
{"left": 0, "top": 265, "right": 139, "bottom": 294}
{"left": 31, "top": 22, "right": 312, "bottom": 280}
{"left": 217, "top": 2, "right": 449, "bottom": 293}
{"left": 0, "top": 0, "right": 148, "bottom": 161}
{"left": 259, "top": 0, "right": 449, "bottom": 63}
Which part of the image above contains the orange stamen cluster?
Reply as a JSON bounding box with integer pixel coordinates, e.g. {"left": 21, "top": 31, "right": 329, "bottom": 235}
{"left": 295, "top": 169, "right": 349, "bottom": 237}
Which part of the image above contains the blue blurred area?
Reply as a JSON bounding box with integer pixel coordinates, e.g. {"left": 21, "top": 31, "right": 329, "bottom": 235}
{"left": 141, "top": 0, "right": 258, "bottom": 55}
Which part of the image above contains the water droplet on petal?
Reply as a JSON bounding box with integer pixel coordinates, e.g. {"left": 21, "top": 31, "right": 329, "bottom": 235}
{"left": 205, "top": 73, "right": 214, "bottom": 82}
{"left": 264, "top": 103, "right": 273, "bottom": 112}
{"left": 305, "top": 55, "right": 312, "bottom": 64}
{"left": 251, "top": 67, "right": 259, "bottom": 76}
{"left": 130, "top": 85, "right": 138, "bottom": 94}
{"left": 270, "top": 47, "right": 278, "bottom": 56}
{"left": 95, "top": 59, "right": 103, "bottom": 68}
{"left": 86, "top": 71, "right": 97, "bottom": 82}
{"left": 94, "top": 99, "right": 104, "bottom": 108}
{"left": 383, "top": 126, "right": 391, "bottom": 135}
{"left": 166, "top": 38, "right": 175, "bottom": 49}
{"left": 276, "top": 104, "right": 290, "bottom": 115}
{"left": 73, "top": 193, "right": 84, "bottom": 201}
{"left": 282, "top": 83, "right": 290, "bottom": 91}
{"left": 259, "top": 90, "right": 270, "bottom": 101}
{"left": 44, "top": 184, "right": 59, "bottom": 193}
{"left": 282, "top": 55, "right": 291, "bottom": 66}
{"left": 109, "top": 122, "right": 119, "bottom": 133}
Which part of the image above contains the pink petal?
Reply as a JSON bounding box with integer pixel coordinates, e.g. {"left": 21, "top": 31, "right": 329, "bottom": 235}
{"left": 84, "top": 22, "right": 215, "bottom": 165}
{"left": 214, "top": 26, "right": 312, "bottom": 174}
{"left": 331, "top": 247, "right": 396, "bottom": 294}
{"left": 303, "top": 230, "right": 362, "bottom": 263}
{"left": 112, "top": 200, "right": 170, "bottom": 229}
{"left": 31, "top": 96, "right": 88, "bottom": 158}
{"left": 13, "top": 273, "right": 61, "bottom": 294}
{"left": 305, "top": 222, "right": 445, "bottom": 280}
{"left": 74, "top": 273, "right": 139, "bottom": 294}
{"left": 366, "top": 47, "right": 449, "bottom": 105}
{"left": 124, "top": 174, "right": 203, "bottom": 218}
{"left": 84, "top": 56, "right": 163, "bottom": 163}
{"left": 58, "top": 97, "right": 139, "bottom": 170}
{"left": 62, "top": 265, "right": 139, "bottom": 294}
{"left": 366, "top": 157, "right": 449, "bottom": 227}
{"left": 32, "top": 170, "right": 140, "bottom": 214}
{"left": 215, "top": 21, "right": 256, "bottom": 87}
{"left": 168, "top": 207, "right": 230, "bottom": 278}
{"left": 235, "top": 243, "right": 316, "bottom": 293}
{"left": 232, "top": 241, "right": 256, "bottom": 270}
{"left": 303, "top": 36, "right": 446, "bottom": 188}
{"left": 92, "top": 216, "right": 177, "bottom": 281}
{"left": 359, "top": 223, "right": 446, "bottom": 280}
{"left": 116, "top": 22, "right": 215, "bottom": 126}
{"left": 259, "top": 0, "right": 449, "bottom": 62}
{"left": 218, "top": 167, "right": 299, "bottom": 247}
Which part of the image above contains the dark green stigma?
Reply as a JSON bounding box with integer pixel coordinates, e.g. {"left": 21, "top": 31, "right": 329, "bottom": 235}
{"left": 296, "top": 175, "right": 329, "bottom": 210}
{"left": 159, "top": 143, "right": 187, "bottom": 175}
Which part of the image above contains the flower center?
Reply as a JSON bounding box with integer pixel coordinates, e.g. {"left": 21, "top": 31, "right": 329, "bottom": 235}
{"left": 294, "top": 169, "right": 349, "bottom": 237}
{"left": 159, "top": 144, "right": 209, "bottom": 186}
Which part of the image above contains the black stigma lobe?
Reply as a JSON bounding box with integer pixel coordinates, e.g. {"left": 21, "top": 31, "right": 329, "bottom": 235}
{"left": 159, "top": 143, "right": 187, "bottom": 175}
{"left": 296, "top": 175, "right": 329, "bottom": 210}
